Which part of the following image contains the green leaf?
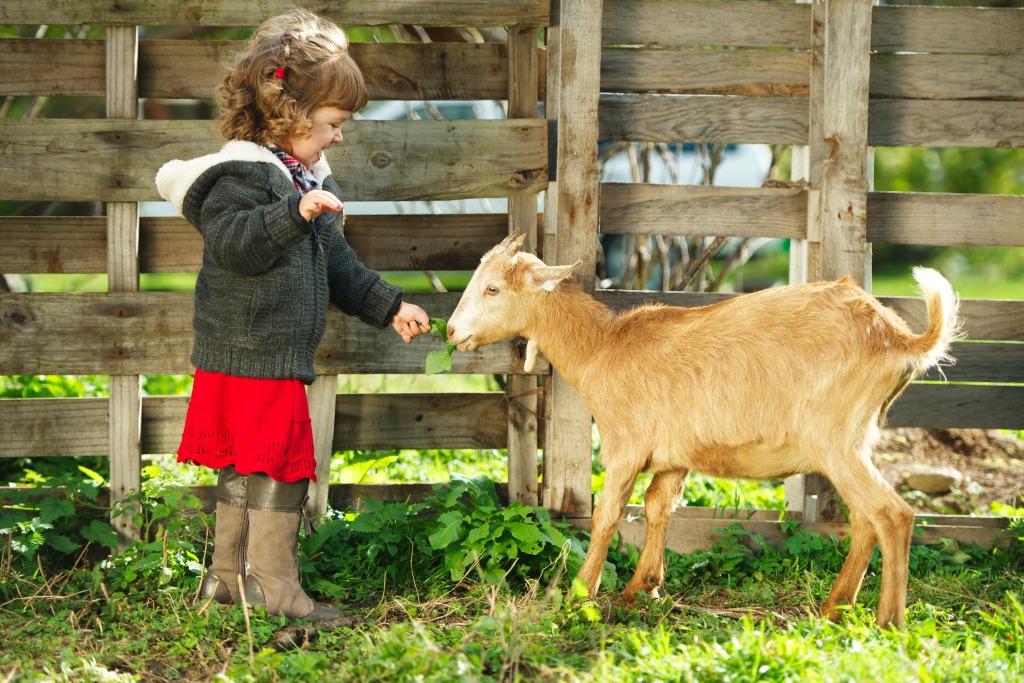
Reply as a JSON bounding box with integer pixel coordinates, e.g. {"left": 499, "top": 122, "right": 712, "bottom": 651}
{"left": 44, "top": 532, "right": 80, "bottom": 554}
{"left": 38, "top": 497, "right": 75, "bottom": 524}
{"left": 508, "top": 521, "right": 544, "bottom": 547}
{"left": 81, "top": 520, "right": 120, "bottom": 549}
{"left": 78, "top": 465, "right": 106, "bottom": 486}
{"left": 425, "top": 349, "right": 453, "bottom": 375}
{"left": 428, "top": 511, "right": 465, "bottom": 550}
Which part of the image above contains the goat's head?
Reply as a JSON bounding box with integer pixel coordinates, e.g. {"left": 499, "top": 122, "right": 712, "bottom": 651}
{"left": 447, "top": 233, "right": 579, "bottom": 360}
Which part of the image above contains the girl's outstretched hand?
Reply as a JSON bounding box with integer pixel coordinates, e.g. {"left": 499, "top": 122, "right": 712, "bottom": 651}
{"left": 299, "top": 189, "right": 342, "bottom": 221}
{"left": 391, "top": 302, "right": 430, "bottom": 343}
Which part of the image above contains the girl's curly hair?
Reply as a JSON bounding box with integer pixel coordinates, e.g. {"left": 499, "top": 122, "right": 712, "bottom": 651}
{"left": 216, "top": 9, "right": 368, "bottom": 145}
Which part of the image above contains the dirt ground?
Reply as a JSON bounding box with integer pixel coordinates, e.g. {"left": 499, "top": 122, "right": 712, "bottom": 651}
{"left": 874, "top": 428, "right": 1024, "bottom": 514}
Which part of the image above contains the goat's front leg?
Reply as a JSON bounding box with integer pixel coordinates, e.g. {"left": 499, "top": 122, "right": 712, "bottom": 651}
{"left": 624, "top": 469, "right": 688, "bottom": 604}
{"left": 576, "top": 458, "right": 642, "bottom": 600}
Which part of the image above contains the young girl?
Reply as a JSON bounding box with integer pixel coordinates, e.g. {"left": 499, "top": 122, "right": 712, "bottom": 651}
{"left": 155, "top": 10, "right": 429, "bottom": 622}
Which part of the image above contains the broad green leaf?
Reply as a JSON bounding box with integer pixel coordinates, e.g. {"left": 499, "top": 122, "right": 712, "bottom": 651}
{"left": 81, "top": 520, "right": 120, "bottom": 549}
{"left": 428, "top": 511, "right": 465, "bottom": 549}
{"left": 44, "top": 532, "right": 79, "bottom": 554}
{"left": 39, "top": 497, "right": 75, "bottom": 524}
{"left": 509, "top": 521, "right": 544, "bottom": 546}
{"left": 425, "top": 349, "right": 453, "bottom": 375}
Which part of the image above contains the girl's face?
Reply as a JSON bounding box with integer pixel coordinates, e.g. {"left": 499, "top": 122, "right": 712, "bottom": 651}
{"left": 280, "top": 106, "right": 352, "bottom": 169}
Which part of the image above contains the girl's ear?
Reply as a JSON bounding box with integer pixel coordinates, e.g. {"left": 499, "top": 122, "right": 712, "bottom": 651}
{"left": 531, "top": 261, "right": 581, "bottom": 292}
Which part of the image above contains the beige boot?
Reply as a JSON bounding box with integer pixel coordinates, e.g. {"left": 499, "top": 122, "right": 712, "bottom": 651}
{"left": 242, "top": 473, "right": 342, "bottom": 622}
{"left": 199, "top": 466, "right": 248, "bottom": 604}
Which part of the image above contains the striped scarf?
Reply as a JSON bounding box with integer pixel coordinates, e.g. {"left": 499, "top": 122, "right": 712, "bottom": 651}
{"left": 269, "top": 146, "right": 318, "bottom": 195}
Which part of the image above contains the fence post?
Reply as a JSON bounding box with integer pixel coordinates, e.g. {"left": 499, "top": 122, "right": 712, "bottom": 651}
{"left": 541, "top": 0, "right": 602, "bottom": 519}
{"left": 105, "top": 25, "right": 142, "bottom": 547}
{"left": 796, "top": 0, "right": 873, "bottom": 522}
{"left": 505, "top": 25, "right": 541, "bottom": 506}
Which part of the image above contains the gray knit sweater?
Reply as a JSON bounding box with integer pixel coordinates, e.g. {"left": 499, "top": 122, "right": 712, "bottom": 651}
{"left": 155, "top": 140, "right": 402, "bottom": 384}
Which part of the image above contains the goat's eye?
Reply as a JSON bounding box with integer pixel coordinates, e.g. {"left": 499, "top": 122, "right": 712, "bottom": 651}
{"left": 485, "top": 285, "right": 500, "bottom": 295}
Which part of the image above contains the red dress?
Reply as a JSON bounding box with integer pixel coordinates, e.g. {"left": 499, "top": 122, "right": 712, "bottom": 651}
{"left": 176, "top": 368, "right": 318, "bottom": 483}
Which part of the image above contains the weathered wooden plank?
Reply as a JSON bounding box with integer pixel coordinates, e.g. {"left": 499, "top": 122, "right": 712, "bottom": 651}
{"left": 334, "top": 392, "right": 508, "bottom": 451}
{"left": 307, "top": 375, "right": 339, "bottom": 516}
{"left": 1, "top": 392, "right": 511, "bottom": 458}
{"left": 0, "top": 214, "right": 520, "bottom": 275}
{"left": 602, "top": 0, "right": 810, "bottom": 50}
{"left": 1, "top": 39, "right": 547, "bottom": 101}
{"left": 0, "top": 0, "right": 550, "bottom": 28}
{"left": 572, "top": 507, "right": 1010, "bottom": 557}
{"left": 0, "top": 291, "right": 542, "bottom": 375}
{"left": 543, "top": 0, "right": 603, "bottom": 519}
{"left": 867, "top": 192, "right": 1024, "bottom": 248}
{"left": 869, "top": 100, "right": 1024, "bottom": 149}
{"left": 600, "top": 184, "right": 807, "bottom": 239}
{"left": 871, "top": 53, "right": 1024, "bottom": 102}
{"left": 602, "top": 47, "right": 809, "bottom": 97}
{"left": 813, "top": 0, "right": 871, "bottom": 288}
{"left": 878, "top": 297, "right": 1023, "bottom": 343}
{"left": 0, "top": 119, "right": 547, "bottom": 203}
{"left": 0, "top": 397, "right": 110, "bottom": 457}
{"left": 599, "top": 94, "right": 808, "bottom": 146}
{"left": 917, "top": 342, "right": 1024, "bottom": 384}
{"left": 888, "top": 384, "right": 1024, "bottom": 431}
{"left": 872, "top": 6, "right": 1024, "bottom": 56}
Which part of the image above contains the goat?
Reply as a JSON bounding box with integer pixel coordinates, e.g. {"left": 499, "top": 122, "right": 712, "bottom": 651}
{"left": 446, "top": 233, "right": 961, "bottom": 629}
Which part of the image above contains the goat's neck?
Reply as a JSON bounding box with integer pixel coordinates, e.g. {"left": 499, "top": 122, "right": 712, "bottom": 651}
{"left": 526, "top": 285, "right": 612, "bottom": 385}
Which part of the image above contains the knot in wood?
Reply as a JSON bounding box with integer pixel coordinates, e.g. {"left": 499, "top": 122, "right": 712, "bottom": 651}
{"left": 370, "top": 152, "right": 393, "bottom": 169}
{"left": 508, "top": 172, "right": 527, "bottom": 189}
{"left": 0, "top": 301, "right": 34, "bottom": 330}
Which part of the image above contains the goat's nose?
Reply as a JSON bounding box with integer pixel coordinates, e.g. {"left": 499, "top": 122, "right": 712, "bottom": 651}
{"left": 446, "top": 323, "right": 457, "bottom": 341}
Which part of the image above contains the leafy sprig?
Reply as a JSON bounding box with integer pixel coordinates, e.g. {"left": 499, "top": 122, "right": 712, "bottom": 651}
{"left": 423, "top": 317, "right": 456, "bottom": 374}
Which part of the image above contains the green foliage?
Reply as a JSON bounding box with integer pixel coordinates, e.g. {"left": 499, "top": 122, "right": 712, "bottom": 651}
{"left": 307, "top": 475, "right": 586, "bottom": 601}
{"left": 423, "top": 317, "right": 456, "bottom": 374}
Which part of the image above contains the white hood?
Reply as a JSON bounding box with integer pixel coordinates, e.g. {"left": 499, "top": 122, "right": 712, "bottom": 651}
{"left": 154, "top": 140, "right": 333, "bottom": 216}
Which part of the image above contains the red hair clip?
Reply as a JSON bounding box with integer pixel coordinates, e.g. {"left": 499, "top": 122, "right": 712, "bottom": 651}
{"left": 274, "top": 67, "right": 285, "bottom": 79}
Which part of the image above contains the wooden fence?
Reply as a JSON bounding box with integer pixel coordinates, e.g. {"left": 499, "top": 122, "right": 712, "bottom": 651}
{"left": 1, "top": 0, "right": 1022, "bottom": 551}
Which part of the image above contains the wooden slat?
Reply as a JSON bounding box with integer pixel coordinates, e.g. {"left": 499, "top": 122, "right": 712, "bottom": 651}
{"left": 1, "top": 39, "right": 547, "bottom": 102}
{"left": 572, "top": 507, "right": 1010, "bottom": 557}
{"left": 0, "top": 118, "right": 547, "bottom": 202}
{"left": 599, "top": 94, "right": 808, "bottom": 146}
{"left": 0, "top": 214, "right": 517, "bottom": 275}
{"left": 602, "top": 0, "right": 810, "bottom": 50}
{"left": 917, "top": 342, "right": 1024, "bottom": 384}
{"left": 867, "top": 192, "right": 1024, "bottom": 248}
{"left": 334, "top": 393, "right": 507, "bottom": 450}
{"left": 869, "top": 100, "right": 1024, "bottom": 149}
{"left": 2, "top": 39, "right": 547, "bottom": 102}
{"left": 871, "top": 53, "right": 1024, "bottom": 102}
{"left": 888, "top": 384, "right": 1024, "bottom": 431}
{"left": 872, "top": 6, "right": 1024, "bottom": 56}
{"left": 600, "top": 184, "right": 807, "bottom": 239}
{"left": 543, "top": 0, "right": 603, "bottom": 519}
{"left": 0, "top": 1, "right": 550, "bottom": 28}
{"left": 0, "top": 291, "right": 542, "bottom": 375}
{"left": 602, "top": 47, "right": 809, "bottom": 97}
{"left": 0, "top": 393, "right": 510, "bottom": 458}
{"left": 878, "top": 297, "right": 1024, "bottom": 343}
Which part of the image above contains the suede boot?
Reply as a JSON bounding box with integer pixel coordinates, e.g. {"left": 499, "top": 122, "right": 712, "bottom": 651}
{"left": 199, "top": 466, "right": 248, "bottom": 604}
{"left": 242, "top": 473, "right": 342, "bottom": 622}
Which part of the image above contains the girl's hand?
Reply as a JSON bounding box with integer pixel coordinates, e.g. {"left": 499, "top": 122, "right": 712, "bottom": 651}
{"left": 299, "top": 190, "right": 342, "bottom": 222}
{"left": 391, "top": 302, "right": 430, "bottom": 344}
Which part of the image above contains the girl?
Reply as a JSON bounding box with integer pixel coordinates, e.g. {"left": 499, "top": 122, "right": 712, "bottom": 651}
{"left": 155, "top": 10, "right": 429, "bottom": 622}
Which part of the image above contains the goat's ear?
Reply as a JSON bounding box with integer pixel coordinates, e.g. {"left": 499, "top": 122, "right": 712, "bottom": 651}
{"left": 532, "top": 260, "right": 580, "bottom": 292}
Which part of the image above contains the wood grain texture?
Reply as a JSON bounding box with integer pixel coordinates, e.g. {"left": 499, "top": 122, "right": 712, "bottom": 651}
{"left": 0, "top": 1, "right": 550, "bottom": 28}
{"left": 867, "top": 193, "right": 1024, "bottom": 248}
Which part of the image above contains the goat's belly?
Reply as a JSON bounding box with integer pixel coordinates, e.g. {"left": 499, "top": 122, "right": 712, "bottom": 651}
{"left": 676, "top": 442, "right": 811, "bottom": 481}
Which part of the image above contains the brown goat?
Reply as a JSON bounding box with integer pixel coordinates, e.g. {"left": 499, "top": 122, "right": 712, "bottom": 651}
{"left": 447, "top": 234, "right": 962, "bottom": 629}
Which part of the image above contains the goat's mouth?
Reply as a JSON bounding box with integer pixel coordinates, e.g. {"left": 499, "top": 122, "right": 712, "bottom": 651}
{"left": 453, "top": 336, "right": 477, "bottom": 352}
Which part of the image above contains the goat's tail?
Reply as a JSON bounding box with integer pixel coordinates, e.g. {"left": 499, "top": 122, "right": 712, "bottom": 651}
{"left": 908, "top": 267, "right": 962, "bottom": 370}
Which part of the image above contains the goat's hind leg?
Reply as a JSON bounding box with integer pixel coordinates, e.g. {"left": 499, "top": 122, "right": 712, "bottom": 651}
{"left": 822, "top": 451, "right": 915, "bottom": 629}
{"left": 624, "top": 469, "right": 688, "bottom": 604}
